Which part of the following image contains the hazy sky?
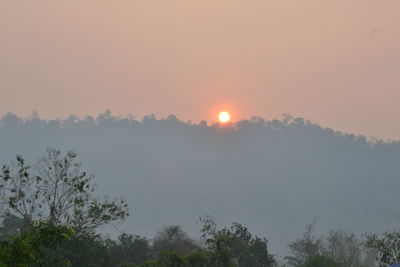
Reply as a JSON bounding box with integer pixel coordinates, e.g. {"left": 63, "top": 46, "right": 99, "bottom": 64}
{"left": 1, "top": 0, "right": 400, "bottom": 139}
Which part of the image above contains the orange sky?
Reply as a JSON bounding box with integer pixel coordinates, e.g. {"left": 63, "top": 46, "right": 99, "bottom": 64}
{"left": 1, "top": 0, "right": 400, "bottom": 139}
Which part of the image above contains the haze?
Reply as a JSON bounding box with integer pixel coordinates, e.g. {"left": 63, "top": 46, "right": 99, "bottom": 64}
{"left": 1, "top": 0, "right": 400, "bottom": 139}
{"left": 0, "top": 112, "right": 399, "bottom": 257}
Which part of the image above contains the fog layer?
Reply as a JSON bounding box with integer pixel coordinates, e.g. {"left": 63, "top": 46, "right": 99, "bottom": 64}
{"left": 0, "top": 111, "right": 399, "bottom": 255}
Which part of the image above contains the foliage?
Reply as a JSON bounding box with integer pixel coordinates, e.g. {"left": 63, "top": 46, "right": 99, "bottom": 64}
{"left": 0, "top": 148, "right": 129, "bottom": 233}
{"left": 64, "top": 232, "right": 111, "bottom": 267}
{"left": 0, "top": 149, "right": 384, "bottom": 267}
{"left": 108, "top": 233, "right": 151, "bottom": 266}
{"left": 0, "top": 213, "right": 25, "bottom": 241}
{"left": 326, "top": 229, "right": 377, "bottom": 267}
{"left": 137, "top": 251, "right": 211, "bottom": 267}
{"left": 285, "top": 224, "right": 378, "bottom": 267}
{"left": 184, "top": 250, "right": 212, "bottom": 267}
{"left": 200, "top": 215, "right": 275, "bottom": 267}
{"left": 302, "top": 254, "right": 339, "bottom": 267}
{"left": 0, "top": 222, "right": 75, "bottom": 267}
{"left": 153, "top": 226, "right": 198, "bottom": 256}
{"left": 285, "top": 224, "right": 323, "bottom": 267}
{"left": 365, "top": 229, "right": 400, "bottom": 267}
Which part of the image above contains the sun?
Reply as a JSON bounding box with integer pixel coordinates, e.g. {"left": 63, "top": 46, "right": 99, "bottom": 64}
{"left": 218, "top": 111, "right": 231, "bottom": 123}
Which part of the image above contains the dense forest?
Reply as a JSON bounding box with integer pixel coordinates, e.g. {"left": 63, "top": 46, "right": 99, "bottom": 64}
{"left": 0, "top": 149, "right": 398, "bottom": 266}
{"left": 0, "top": 112, "right": 400, "bottom": 266}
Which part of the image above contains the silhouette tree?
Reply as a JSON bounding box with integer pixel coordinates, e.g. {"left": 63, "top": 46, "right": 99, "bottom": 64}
{"left": 0, "top": 148, "right": 129, "bottom": 233}
{"left": 200, "top": 216, "right": 275, "bottom": 267}
{"left": 153, "top": 225, "right": 199, "bottom": 256}
{"left": 285, "top": 224, "right": 323, "bottom": 267}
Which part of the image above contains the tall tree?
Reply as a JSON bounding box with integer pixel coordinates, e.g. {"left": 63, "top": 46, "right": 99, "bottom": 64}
{"left": 326, "top": 229, "right": 377, "bottom": 267}
{"left": 285, "top": 224, "right": 323, "bottom": 267}
{"left": 200, "top": 216, "right": 275, "bottom": 267}
{"left": 0, "top": 148, "right": 129, "bottom": 233}
{"left": 153, "top": 225, "right": 199, "bottom": 256}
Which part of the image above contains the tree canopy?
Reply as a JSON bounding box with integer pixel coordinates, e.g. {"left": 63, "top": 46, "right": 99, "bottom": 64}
{"left": 0, "top": 148, "right": 129, "bottom": 233}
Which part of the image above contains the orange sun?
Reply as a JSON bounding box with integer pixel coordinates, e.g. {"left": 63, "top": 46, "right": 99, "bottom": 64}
{"left": 218, "top": 111, "right": 231, "bottom": 123}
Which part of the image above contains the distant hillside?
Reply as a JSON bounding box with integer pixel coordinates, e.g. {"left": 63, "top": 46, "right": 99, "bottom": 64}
{"left": 0, "top": 110, "right": 399, "bottom": 255}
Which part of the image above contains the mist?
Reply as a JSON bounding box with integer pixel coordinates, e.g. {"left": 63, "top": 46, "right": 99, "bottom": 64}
{"left": 0, "top": 110, "right": 399, "bottom": 256}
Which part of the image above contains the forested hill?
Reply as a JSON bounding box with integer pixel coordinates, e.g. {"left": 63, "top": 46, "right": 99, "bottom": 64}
{"left": 0, "top": 110, "right": 399, "bottom": 255}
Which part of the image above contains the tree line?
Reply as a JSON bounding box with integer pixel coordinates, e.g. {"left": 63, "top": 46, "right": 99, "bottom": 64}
{"left": 0, "top": 149, "right": 398, "bottom": 266}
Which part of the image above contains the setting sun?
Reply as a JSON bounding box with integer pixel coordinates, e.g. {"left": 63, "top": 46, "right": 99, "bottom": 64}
{"left": 218, "top": 111, "right": 231, "bottom": 123}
